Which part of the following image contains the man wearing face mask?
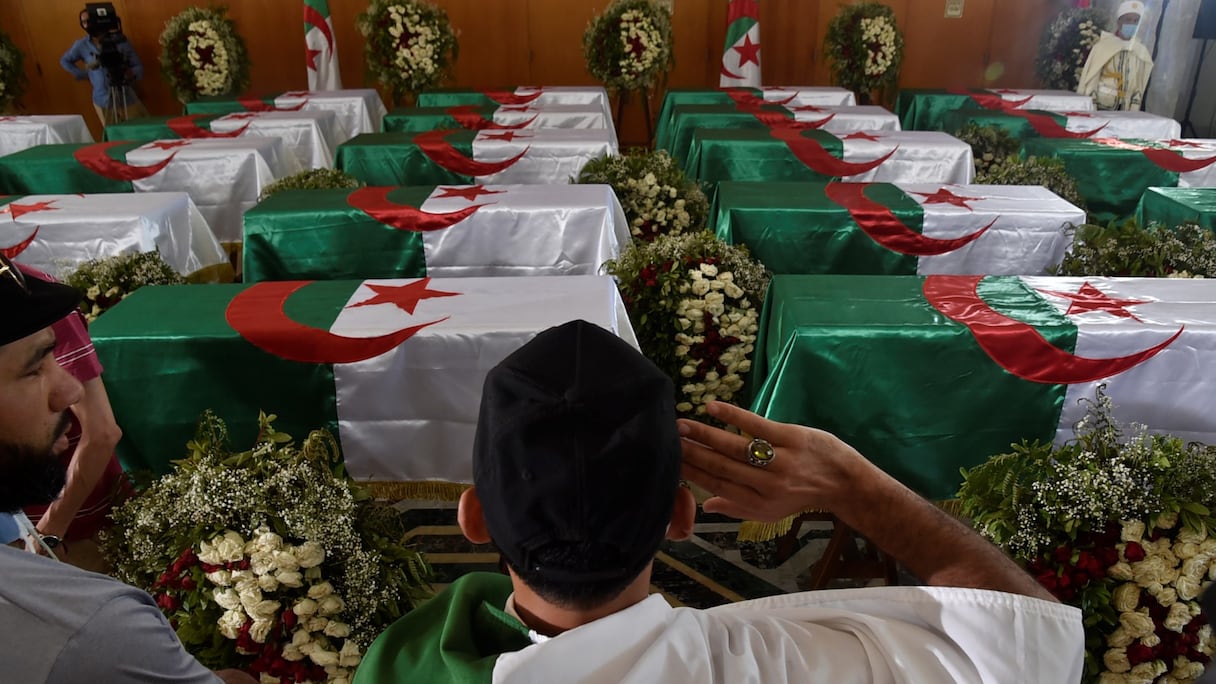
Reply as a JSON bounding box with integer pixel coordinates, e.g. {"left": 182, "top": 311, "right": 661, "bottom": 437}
{"left": 1077, "top": 1, "right": 1155, "bottom": 110}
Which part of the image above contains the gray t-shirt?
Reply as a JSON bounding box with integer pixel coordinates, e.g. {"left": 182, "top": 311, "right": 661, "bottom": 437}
{"left": 0, "top": 545, "right": 219, "bottom": 683}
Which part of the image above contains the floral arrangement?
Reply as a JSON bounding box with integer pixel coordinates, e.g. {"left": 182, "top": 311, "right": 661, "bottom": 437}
{"left": 1037, "top": 7, "right": 1106, "bottom": 91}
{"left": 357, "top": 0, "right": 458, "bottom": 103}
{"left": 0, "top": 29, "right": 25, "bottom": 112}
{"left": 575, "top": 150, "right": 709, "bottom": 241}
{"left": 976, "top": 155, "right": 1087, "bottom": 210}
{"left": 102, "top": 412, "right": 433, "bottom": 683}
{"left": 260, "top": 169, "right": 364, "bottom": 202}
{"left": 958, "top": 391, "right": 1216, "bottom": 682}
{"left": 159, "top": 7, "right": 251, "bottom": 103}
{"left": 955, "top": 122, "right": 1023, "bottom": 176}
{"left": 823, "top": 2, "right": 904, "bottom": 100}
{"left": 605, "top": 232, "right": 769, "bottom": 418}
{"left": 1056, "top": 220, "right": 1216, "bottom": 278}
{"left": 583, "top": 0, "right": 674, "bottom": 92}
{"left": 63, "top": 251, "right": 184, "bottom": 323}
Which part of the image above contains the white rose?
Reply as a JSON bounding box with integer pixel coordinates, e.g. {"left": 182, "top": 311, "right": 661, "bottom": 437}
{"left": 238, "top": 586, "right": 263, "bottom": 612}
{"left": 1165, "top": 601, "right": 1192, "bottom": 632}
{"left": 318, "top": 595, "right": 344, "bottom": 617}
{"left": 691, "top": 279, "right": 711, "bottom": 296}
{"left": 250, "top": 552, "right": 276, "bottom": 576}
{"left": 213, "top": 588, "right": 242, "bottom": 611}
{"left": 339, "top": 640, "right": 362, "bottom": 667}
{"left": 1130, "top": 660, "right": 1167, "bottom": 679}
{"left": 295, "top": 542, "right": 325, "bottom": 569}
{"left": 294, "top": 598, "right": 319, "bottom": 617}
{"left": 272, "top": 549, "right": 301, "bottom": 573}
{"left": 1148, "top": 585, "right": 1177, "bottom": 607}
{"left": 291, "top": 627, "right": 313, "bottom": 647}
{"left": 1119, "top": 610, "right": 1155, "bottom": 638}
{"left": 1103, "top": 648, "right": 1132, "bottom": 674}
{"left": 323, "top": 621, "right": 351, "bottom": 638}
{"left": 206, "top": 569, "right": 232, "bottom": 587}
{"left": 257, "top": 574, "right": 279, "bottom": 592}
{"left": 216, "top": 530, "right": 246, "bottom": 563}
{"left": 1175, "top": 542, "right": 1200, "bottom": 560}
{"left": 260, "top": 674, "right": 277, "bottom": 684}
{"left": 1158, "top": 511, "right": 1179, "bottom": 530}
{"left": 249, "top": 618, "right": 274, "bottom": 644}
{"left": 699, "top": 263, "right": 718, "bottom": 277}
{"left": 1175, "top": 574, "right": 1202, "bottom": 601}
{"left": 1110, "top": 562, "right": 1135, "bottom": 581}
{"left": 1113, "top": 583, "right": 1142, "bottom": 612}
{"left": 1172, "top": 661, "right": 1206, "bottom": 680}
{"left": 306, "top": 616, "right": 329, "bottom": 633}
{"left": 309, "top": 649, "right": 340, "bottom": 667}
{"left": 307, "top": 582, "right": 336, "bottom": 600}
{"left": 675, "top": 402, "right": 693, "bottom": 412}
{"left": 277, "top": 571, "right": 304, "bottom": 588}
{"left": 281, "top": 643, "right": 305, "bottom": 661}
{"left": 1177, "top": 528, "right": 1208, "bottom": 545}
{"left": 1107, "top": 626, "right": 1135, "bottom": 648}
{"left": 218, "top": 609, "right": 246, "bottom": 639}
{"left": 248, "top": 599, "right": 281, "bottom": 621}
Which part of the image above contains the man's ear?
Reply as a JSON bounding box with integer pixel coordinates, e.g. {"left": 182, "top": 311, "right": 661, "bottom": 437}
{"left": 665, "top": 485, "right": 697, "bottom": 542}
{"left": 458, "top": 487, "right": 492, "bottom": 544}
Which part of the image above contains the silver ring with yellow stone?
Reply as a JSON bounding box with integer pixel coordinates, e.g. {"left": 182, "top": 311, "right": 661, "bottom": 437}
{"left": 746, "top": 438, "right": 776, "bottom": 468}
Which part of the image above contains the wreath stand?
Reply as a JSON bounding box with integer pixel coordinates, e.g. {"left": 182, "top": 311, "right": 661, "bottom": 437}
{"left": 775, "top": 513, "right": 899, "bottom": 589}
{"left": 613, "top": 88, "right": 656, "bottom": 148}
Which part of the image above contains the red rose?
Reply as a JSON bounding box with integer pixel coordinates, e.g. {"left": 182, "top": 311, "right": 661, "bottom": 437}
{"left": 1075, "top": 551, "right": 1103, "bottom": 580}
{"left": 1124, "top": 541, "right": 1147, "bottom": 562}
{"left": 1035, "top": 569, "right": 1059, "bottom": 592}
{"left": 1095, "top": 545, "right": 1119, "bottom": 568}
{"left": 1126, "top": 642, "right": 1155, "bottom": 665}
{"left": 1054, "top": 545, "right": 1073, "bottom": 563}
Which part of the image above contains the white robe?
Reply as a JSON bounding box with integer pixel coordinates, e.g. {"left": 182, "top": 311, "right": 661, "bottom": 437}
{"left": 492, "top": 586, "right": 1085, "bottom": 683}
{"left": 1077, "top": 32, "right": 1155, "bottom": 111}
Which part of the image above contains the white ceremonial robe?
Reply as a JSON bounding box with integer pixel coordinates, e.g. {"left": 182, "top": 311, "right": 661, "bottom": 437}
{"left": 1077, "top": 32, "right": 1154, "bottom": 111}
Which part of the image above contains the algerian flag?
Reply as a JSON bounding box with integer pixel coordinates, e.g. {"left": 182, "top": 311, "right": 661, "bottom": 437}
{"left": 241, "top": 184, "right": 631, "bottom": 281}
{"left": 304, "top": 0, "right": 343, "bottom": 91}
{"left": 720, "top": 0, "right": 761, "bottom": 87}
{"left": 751, "top": 275, "right": 1216, "bottom": 500}
{"left": 92, "top": 276, "right": 636, "bottom": 484}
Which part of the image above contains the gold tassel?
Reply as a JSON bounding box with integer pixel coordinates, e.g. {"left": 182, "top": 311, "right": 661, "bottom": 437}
{"left": 737, "top": 516, "right": 796, "bottom": 543}
{"left": 364, "top": 481, "right": 470, "bottom": 502}
{"left": 186, "top": 262, "right": 236, "bottom": 284}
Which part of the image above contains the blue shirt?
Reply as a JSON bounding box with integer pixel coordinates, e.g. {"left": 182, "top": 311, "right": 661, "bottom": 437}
{"left": 59, "top": 36, "right": 144, "bottom": 107}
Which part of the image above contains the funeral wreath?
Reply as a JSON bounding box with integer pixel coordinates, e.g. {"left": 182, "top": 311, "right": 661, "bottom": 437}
{"left": 159, "top": 6, "right": 251, "bottom": 103}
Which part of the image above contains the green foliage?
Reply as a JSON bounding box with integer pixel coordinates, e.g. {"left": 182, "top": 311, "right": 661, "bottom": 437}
{"left": 159, "top": 7, "right": 251, "bottom": 103}
{"left": 575, "top": 150, "right": 708, "bottom": 241}
{"left": 102, "top": 411, "right": 433, "bottom": 670}
{"left": 977, "top": 155, "right": 1086, "bottom": 209}
{"left": 1055, "top": 219, "right": 1216, "bottom": 278}
{"left": 824, "top": 2, "right": 904, "bottom": 96}
{"left": 583, "top": 0, "right": 674, "bottom": 92}
{"left": 259, "top": 168, "right": 364, "bottom": 201}
{"left": 955, "top": 122, "right": 1022, "bottom": 175}
{"left": 1036, "top": 8, "right": 1106, "bottom": 91}
{"left": 0, "top": 29, "right": 26, "bottom": 111}
{"left": 358, "top": 0, "right": 459, "bottom": 102}
{"left": 64, "top": 251, "right": 184, "bottom": 322}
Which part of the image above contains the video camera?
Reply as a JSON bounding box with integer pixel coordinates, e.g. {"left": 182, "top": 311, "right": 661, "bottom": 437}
{"left": 81, "top": 3, "right": 131, "bottom": 88}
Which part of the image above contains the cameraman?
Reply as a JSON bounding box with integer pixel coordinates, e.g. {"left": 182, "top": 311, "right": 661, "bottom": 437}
{"left": 60, "top": 9, "right": 147, "bottom": 126}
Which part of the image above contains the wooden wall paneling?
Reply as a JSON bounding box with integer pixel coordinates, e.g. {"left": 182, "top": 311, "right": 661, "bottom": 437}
{"left": 674, "top": 0, "right": 718, "bottom": 87}
{"left": 900, "top": 0, "right": 996, "bottom": 89}
{"left": 760, "top": 0, "right": 819, "bottom": 86}
{"left": 0, "top": 3, "right": 49, "bottom": 115}
{"left": 432, "top": 0, "right": 530, "bottom": 88}
{"left": 986, "top": 0, "right": 1057, "bottom": 88}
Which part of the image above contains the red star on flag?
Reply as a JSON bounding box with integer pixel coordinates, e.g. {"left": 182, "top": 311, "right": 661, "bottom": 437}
{"left": 434, "top": 186, "right": 505, "bottom": 202}
{"left": 349, "top": 278, "right": 460, "bottom": 316}
{"left": 149, "top": 140, "right": 190, "bottom": 150}
{"left": 732, "top": 34, "right": 761, "bottom": 68}
{"left": 911, "top": 187, "right": 977, "bottom": 210}
{"left": 843, "top": 131, "right": 883, "bottom": 142}
{"left": 306, "top": 47, "right": 323, "bottom": 71}
{"left": 481, "top": 130, "right": 531, "bottom": 142}
{"left": 2, "top": 200, "right": 58, "bottom": 219}
{"left": 1038, "top": 281, "right": 1149, "bottom": 321}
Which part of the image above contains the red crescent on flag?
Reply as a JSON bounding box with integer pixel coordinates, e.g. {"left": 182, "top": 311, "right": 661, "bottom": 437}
{"left": 302, "top": 4, "right": 335, "bottom": 55}
{"left": 167, "top": 114, "right": 250, "bottom": 139}
{"left": 238, "top": 96, "right": 309, "bottom": 112}
{"left": 768, "top": 127, "right": 897, "bottom": 177}
{"left": 720, "top": 64, "right": 746, "bottom": 80}
{"left": 346, "top": 186, "right": 486, "bottom": 232}
{"left": 923, "top": 275, "right": 1183, "bottom": 384}
{"left": 824, "top": 183, "right": 992, "bottom": 256}
{"left": 73, "top": 142, "right": 176, "bottom": 181}
{"left": 1016, "top": 111, "right": 1108, "bottom": 139}
{"left": 413, "top": 129, "right": 529, "bottom": 177}
{"left": 482, "top": 90, "right": 543, "bottom": 106}
{"left": 0, "top": 226, "right": 39, "bottom": 259}
{"left": 949, "top": 89, "right": 1034, "bottom": 111}
{"left": 225, "top": 280, "right": 446, "bottom": 364}
{"left": 444, "top": 105, "right": 537, "bottom": 131}
{"left": 1140, "top": 148, "right": 1216, "bottom": 173}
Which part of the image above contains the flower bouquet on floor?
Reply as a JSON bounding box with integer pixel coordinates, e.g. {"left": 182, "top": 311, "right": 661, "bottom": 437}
{"left": 958, "top": 391, "right": 1216, "bottom": 683}
{"left": 1055, "top": 219, "right": 1216, "bottom": 279}
{"left": 159, "top": 6, "right": 251, "bottom": 103}
{"left": 102, "top": 412, "right": 433, "bottom": 684}
{"left": 574, "top": 150, "right": 708, "bottom": 241}
{"left": 823, "top": 2, "right": 904, "bottom": 104}
{"left": 0, "top": 29, "right": 25, "bottom": 112}
{"left": 583, "top": 0, "right": 674, "bottom": 93}
{"left": 358, "top": 0, "right": 458, "bottom": 104}
{"left": 605, "top": 231, "right": 769, "bottom": 419}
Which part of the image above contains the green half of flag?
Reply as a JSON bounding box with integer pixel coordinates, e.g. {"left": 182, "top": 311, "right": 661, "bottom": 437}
{"left": 750, "top": 274, "right": 1072, "bottom": 499}
{"left": 0, "top": 143, "right": 137, "bottom": 194}
{"left": 723, "top": 15, "right": 758, "bottom": 51}
{"left": 336, "top": 132, "right": 475, "bottom": 186}
{"left": 91, "top": 282, "right": 349, "bottom": 474}
{"left": 243, "top": 187, "right": 429, "bottom": 281}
